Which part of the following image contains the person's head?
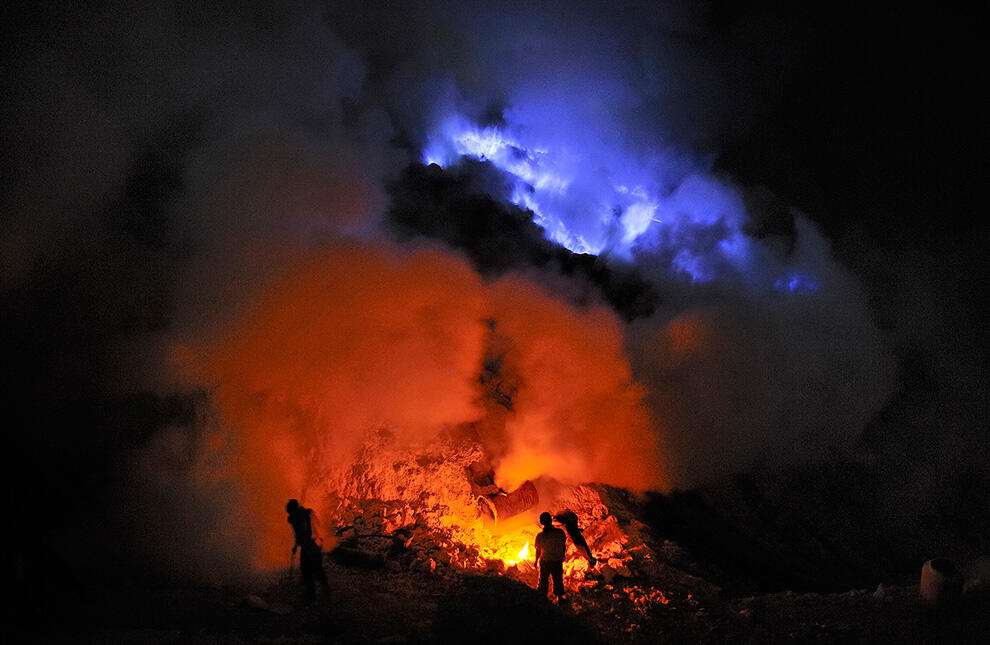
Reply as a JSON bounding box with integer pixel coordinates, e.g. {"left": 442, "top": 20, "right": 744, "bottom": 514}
{"left": 286, "top": 499, "right": 300, "bottom": 513}
{"left": 540, "top": 511, "right": 553, "bottom": 527}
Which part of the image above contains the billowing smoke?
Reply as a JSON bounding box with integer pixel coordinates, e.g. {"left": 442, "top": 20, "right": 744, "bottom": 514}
{"left": 184, "top": 240, "right": 665, "bottom": 566}
{"left": 169, "top": 0, "right": 893, "bottom": 569}
{"left": 3, "top": 0, "right": 982, "bottom": 582}
{"left": 185, "top": 242, "right": 489, "bottom": 565}
{"left": 351, "top": 0, "right": 898, "bottom": 484}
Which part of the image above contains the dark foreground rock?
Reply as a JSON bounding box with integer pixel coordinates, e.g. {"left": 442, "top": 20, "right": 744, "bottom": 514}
{"left": 17, "top": 555, "right": 990, "bottom": 644}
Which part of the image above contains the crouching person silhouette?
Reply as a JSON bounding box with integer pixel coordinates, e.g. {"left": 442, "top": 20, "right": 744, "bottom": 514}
{"left": 554, "top": 509, "right": 597, "bottom": 566}
{"left": 534, "top": 511, "right": 567, "bottom": 600}
{"left": 286, "top": 499, "right": 329, "bottom": 603}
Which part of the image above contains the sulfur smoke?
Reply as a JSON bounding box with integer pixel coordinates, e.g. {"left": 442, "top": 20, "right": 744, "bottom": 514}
{"left": 3, "top": 1, "right": 981, "bottom": 580}
{"left": 185, "top": 239, "right": 664, "bottom": 565}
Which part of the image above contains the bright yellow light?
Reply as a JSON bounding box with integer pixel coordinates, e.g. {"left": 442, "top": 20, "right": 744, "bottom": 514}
{"left": 502, "top": 540, "right": 532, "bottom": 566}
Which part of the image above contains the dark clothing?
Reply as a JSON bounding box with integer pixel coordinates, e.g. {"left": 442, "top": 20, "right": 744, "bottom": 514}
{"left": 288, "top": 506, "right": 316, "bottom": 549}
{"left": 534, "top": 525, "right": 567, "bottom": 597}
{"left": 554, "top": 510, "right": 596, "bottom": 564}
{"left": 287, "top": 505, "right": 328, "bottom": 601}
{"left": 298, "top": 541, "right": 326, "bottom": 601}
{"left": 535, "top": 525, "right": 567, "bottom": 562}
{"left": 538, "top": 559, "right": 564, "bottom": 597}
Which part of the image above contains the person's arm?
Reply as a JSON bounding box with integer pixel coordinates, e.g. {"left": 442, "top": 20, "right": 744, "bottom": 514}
{"left": 288, "top": 515, "right": 299, "bottom": 553}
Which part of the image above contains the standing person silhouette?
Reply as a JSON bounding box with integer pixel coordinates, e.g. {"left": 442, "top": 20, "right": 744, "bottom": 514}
{"left": 286, "top": 499, "right": 328, "bottom": 603}
{"left": 554, "top": 510, "right": 597, "bottom": 566}
{"left": 533, "top": 512, "right": 567, "bottom": 599}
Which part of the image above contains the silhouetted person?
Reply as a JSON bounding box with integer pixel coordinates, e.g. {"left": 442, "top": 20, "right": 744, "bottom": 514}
{"left": 534, "top": 511, "right": 566, "bottom": 599}
{"left": 286, "top": 499, "right": 328, "bottom": 603}
{"left": 554, "top": 509, "right": 597, "bottom": 566}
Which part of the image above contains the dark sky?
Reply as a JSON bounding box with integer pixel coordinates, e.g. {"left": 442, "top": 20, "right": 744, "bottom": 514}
{"left": 711, "top": 3, "right": 983, "bottom": 238}
{"left": 1, "top": 0, "right": 986, "bottom": 585}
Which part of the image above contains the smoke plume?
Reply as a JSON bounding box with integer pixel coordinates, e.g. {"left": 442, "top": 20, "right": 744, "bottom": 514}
{"left": 2, "top": 1, "right": 983, "bottom": 580}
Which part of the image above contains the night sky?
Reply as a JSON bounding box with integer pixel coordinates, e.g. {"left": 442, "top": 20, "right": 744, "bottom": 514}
{"left": 2, "top": 0, "right": 986, "bottom": 598}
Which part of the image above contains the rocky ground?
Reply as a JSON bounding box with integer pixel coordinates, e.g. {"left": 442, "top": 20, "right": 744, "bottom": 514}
{"left": 20, "top": 518, "right": 990, "bottom": 644}
{"left": 26, "top": 555, "right": 988, "bottom": 644}
{"left": 15, "top": 471, "right": 989, "bottom": 643}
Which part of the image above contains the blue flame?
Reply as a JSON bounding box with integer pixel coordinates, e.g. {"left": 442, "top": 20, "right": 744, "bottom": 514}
{"left": 423, "top": 115, "right": 816, "bottom": 291}
{"left": 424, "top": 118, "right": 672, "bottom": 258}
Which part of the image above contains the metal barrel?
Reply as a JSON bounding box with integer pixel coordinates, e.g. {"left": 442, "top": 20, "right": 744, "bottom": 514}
{"left": 477, "top": 480, "right": 539, "bottom": 524}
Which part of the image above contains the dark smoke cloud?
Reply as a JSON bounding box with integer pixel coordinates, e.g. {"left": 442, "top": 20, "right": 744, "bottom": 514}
{"left": 325, "top": 0, "right": 774, "bottom": 153}
{"left": 2, "top": 0, "right": 985, "bottom": 588}
{"left": 2, "top": 0, "right": 397, "bottom": 581}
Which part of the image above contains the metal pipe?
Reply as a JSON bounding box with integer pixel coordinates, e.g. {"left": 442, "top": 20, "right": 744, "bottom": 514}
{"left": 477, "top": 480, "right": 539, "bottom": 524}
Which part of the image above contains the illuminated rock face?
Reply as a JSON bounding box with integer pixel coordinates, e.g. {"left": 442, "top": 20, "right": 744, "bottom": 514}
{"left": 312, "top": 429, "right": 652, "bottom": 591}
{"left": 190, "top": 239, "right": 669, "bottom": 568}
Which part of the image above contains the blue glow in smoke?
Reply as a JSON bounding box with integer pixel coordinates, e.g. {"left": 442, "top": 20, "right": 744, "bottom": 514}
{"left": 423, "top": 115, "right": 816, "bottom": 291}
{"left": 425, "top": 118, "right": 671, "bottom": 257}
{"left": 774, "top": 273, "right": 819, "bottom": 293}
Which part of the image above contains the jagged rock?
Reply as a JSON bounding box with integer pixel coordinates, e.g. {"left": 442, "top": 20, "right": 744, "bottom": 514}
{"left": 601, "top": 564, "right": 632, "bottom": 583}
{"left": 873, "top": 583, "right": 889, "bottom": 600}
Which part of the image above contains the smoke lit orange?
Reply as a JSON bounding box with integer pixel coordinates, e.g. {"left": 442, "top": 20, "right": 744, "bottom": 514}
{"left": 185, "top": 240, "right": 666, "bottom": 567}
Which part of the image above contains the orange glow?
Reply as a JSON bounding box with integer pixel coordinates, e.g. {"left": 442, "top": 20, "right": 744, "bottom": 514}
{"left": 188, "top": 242, "right": 488, "bottom": 567}
{"left": 184, "top": 240, "right": 667, "bottom": 568}
{"left": 504, "top": 541, "right": 530, "bottom": 566}
{"left": 488, "top": 277, "right": 667, "bottom": 491}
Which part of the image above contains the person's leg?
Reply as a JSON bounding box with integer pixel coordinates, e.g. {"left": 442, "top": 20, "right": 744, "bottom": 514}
{"left": 301, "top": 547, "right": 319, "bottom": 602}
{"left": 309, "top": 544, "right": 328, "bottom": 593}
{"left": 551, "top": 561, "right": 565, "bottom": 598}
{"left": 538, "top": 562, "right": 550, "bottom": 596}
{"left": 302, "top": 565, "right": 316, "bottom": 601}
